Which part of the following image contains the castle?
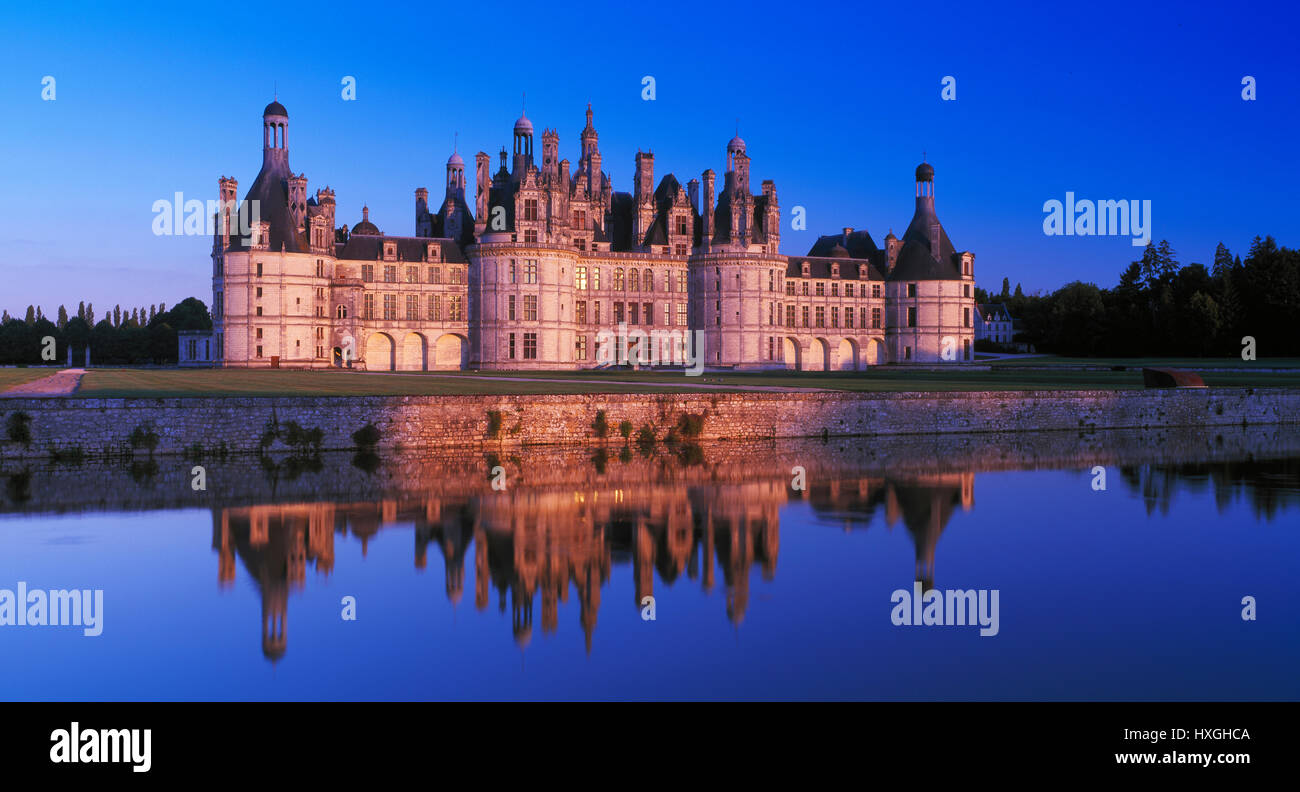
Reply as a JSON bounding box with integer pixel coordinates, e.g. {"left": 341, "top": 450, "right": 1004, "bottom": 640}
{"left": 201, "top": 100, "right": 976, "bottom": 371}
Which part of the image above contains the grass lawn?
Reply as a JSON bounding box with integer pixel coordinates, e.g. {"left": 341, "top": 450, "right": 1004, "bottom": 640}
{"left": 988, "top": 356, "right": 1300, "bottom": 369}
{"left": 0, "top": 368, "right": 62, "bottom": 391}
{"left": 65, "top": 364, "right": 1300, "bottom": 398}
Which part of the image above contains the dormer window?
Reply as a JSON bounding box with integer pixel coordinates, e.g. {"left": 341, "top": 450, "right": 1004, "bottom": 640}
{"left": 801, "top": 262, "right": 810, "bottom": 277}
{"left": 427, "top": 244, "right": 441, "bottom": 263}
{"left": 383, "top": 241, "right": 397, "bottom": 261}
{"left": 831, "top": 263, "right": 840, "bottom": 278}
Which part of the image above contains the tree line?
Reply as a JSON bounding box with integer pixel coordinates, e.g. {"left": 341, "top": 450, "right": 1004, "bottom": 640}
{"left": 976, "top": 236, "right": 1299, "bottom": 357}
{"left": 0, "top": 298, "right": 212, "bottom": 365}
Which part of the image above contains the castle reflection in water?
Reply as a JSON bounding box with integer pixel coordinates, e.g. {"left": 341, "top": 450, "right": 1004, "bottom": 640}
{"left": 211, "top": 473, "right": 975, "bottom": 660}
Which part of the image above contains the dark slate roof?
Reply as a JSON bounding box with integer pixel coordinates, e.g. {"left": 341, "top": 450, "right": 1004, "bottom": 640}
{"left": 891, "top": 239, "right": 960, "bottom": 280}
{"left": 607, "top": 192, "right": 635, "bottom": 251}
{"left": 227, "top": 159, "right": 304, "bottom": 253}
{"left": 752, "top": 195, "right": 768, "bottom": 244}
{"left": 335, "top": 235, "right": 467, "bottom": 263}
{"left": 785, "top": 256, "right": 885, "bottom": 280}
{"left": 978, "top": 303, "right": 1013, "bottom": 321}
{"left": 264, "top": 100, "right": 288, "bottom": 117}
{"left": 807, "top": 229, "right": 880, "bottom": 259}
{"left": 891, "top": 197, "right": 961, "bottom": 280}
{"left": 485, "top": 181, "right": 519, "bottom": 231}
{"left": 642, "top": 173, "right": 698, "bottom": 247}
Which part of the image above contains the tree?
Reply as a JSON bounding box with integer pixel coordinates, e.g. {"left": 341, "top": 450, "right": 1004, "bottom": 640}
{"left": 57, "top": 304, "right": 68, "bottom": 329}
{"left": 86, "top": 303, "right": 94, "bottom": 326}
{"left": 1000, "top": 277, "right": 1010, "bottom": 300}
{"left": 1013, "top": 283, "right": 1024, "bottom": 298}
{"left": 1212, "top": 242, "right": 1233, "bottom": 280}
{"left": 113, "top": 305, "right": 121, "bottom": 327}
{"left": 24, "top": 306, "right": 35, "bottom": 325}
{"left": 1184, "top": 292, "right": 1221, "bottom": 355}
{"left": 77, "top": 301, "right": 86, "bottom": 321}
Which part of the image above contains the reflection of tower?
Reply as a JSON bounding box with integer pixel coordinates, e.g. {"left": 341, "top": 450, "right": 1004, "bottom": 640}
{"left": 888, "top": 475, "right": 967, "bottom": 590}
{"left": 213, "top": 504, "right": 338, "bottom": 662}
{"left": 262, "top": 580, "right": 288, "bottom": 661}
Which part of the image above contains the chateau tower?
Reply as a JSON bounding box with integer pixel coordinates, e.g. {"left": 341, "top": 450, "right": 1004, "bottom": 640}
{"left": 512, "top": 111, "right": 533, "bottom": 178}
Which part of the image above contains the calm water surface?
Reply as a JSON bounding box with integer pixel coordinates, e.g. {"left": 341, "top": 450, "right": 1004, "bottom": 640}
{"left": 1, "top": 427, "right": 1297, "bottom": 700}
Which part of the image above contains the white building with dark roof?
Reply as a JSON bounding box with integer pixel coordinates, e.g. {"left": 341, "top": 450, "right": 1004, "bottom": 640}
{"left": 203, "top": 100, "right": 976, "bottom": 370}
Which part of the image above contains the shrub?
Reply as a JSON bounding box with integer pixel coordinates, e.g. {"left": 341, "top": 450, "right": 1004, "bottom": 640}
{"left": 129, "top": 424, "right": 159, "bottom": 453}
{"left": 619, "top": 420, "right": 633, "bottom": 439}
{"left": 486, "top": 410, "right": 503, "bottom": 439}
{"left": 5, "top": 412, "right": 32, "bottom": 446}
{"left": 677, "top": 413, "right": 705, "bottom": 438}
{"left": 351, "top": 422, "right": 381, "bottom": 449}
{"left": 592, "top": 410, "right": 609, "bottom": 438}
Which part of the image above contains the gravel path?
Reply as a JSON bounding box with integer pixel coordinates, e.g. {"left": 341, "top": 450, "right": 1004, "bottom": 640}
{"left": 0, "top": 369, "right": 85, "bottom": 397}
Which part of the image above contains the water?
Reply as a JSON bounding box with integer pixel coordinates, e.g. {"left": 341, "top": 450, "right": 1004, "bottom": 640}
{"left": 1, "top": 426, "right": 1297, "bottom": 701}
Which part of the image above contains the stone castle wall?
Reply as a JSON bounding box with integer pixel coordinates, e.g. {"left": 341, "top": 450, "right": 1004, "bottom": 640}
{"left": 1, "top": 388, "right": 1297, "bottom": 461}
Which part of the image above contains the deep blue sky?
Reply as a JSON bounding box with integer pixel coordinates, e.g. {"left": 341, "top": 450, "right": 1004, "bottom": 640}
{"left": 2, "top": 0, "right": 1296, "bottom": 316}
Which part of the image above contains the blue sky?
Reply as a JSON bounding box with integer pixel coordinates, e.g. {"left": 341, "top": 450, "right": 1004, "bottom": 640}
{"left": 1, "top": 0, "right": 1296, "bottom": 315}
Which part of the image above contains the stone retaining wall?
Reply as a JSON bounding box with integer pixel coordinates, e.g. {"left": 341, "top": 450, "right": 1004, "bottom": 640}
{"left": 0, "top": 388, "right": 1296, "bottom": 460}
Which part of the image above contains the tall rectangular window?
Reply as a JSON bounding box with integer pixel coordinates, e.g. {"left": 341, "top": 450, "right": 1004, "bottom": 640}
{"left": 524, "top": 260, "right": 537, "bottom": 284}
{"left": 384, "top": 294, "right": 397, "bottom": 320}
{"left": 384, "top": 265, "right": 397, "bottom": 283}
{"left": 594, "top": 301, "right": 602, "bottom": 323}
{"left": 507, "top": 295, "right": 516, "bottom": 321}
{"left": 907, "top": 283, "right": 917, "bottom": 298}
{"left": 872, "top": 284, "right": 881, "bottom": 298}
{"left": 576, "top": 300, "right": 587, "bottom": 324}
{"left": 786, "top": 305, "right": 795, "bottom": 327}
{"left": 801, "top": 306, "right": 809, "bottom": 327}
{"left": 406, "top": 266, "right": 419, "bottom": 283}
{"left": 677, "top": 272, "right": 686, "bottom": 293}
{"left": 576, "top": 335, "right": 588, "bottom": 360}
{"left": 508, "top": 333, "right": 516, "bottom": 359}
{"left": 449, "top": 296, "right": 463, "bottom": 320}
{"left": 406, "top": 294, "right": 419, "bottom": 320}
{"left": 428, "top": 266, "right": 440, "bottom": 284}
{"left": 815, "top": 306, "right": 825, "bottom": 327}
{"left": 428, "top": 294, "right": 440, "bottom": 321}
{"left": 831, "top": 307, "right": 839, "bottom": 328}
{"left": 592, "top": 268, "right": 601, "bottom": 290}
{"left": 523, "top": 332, "right": 537, "bottom": 359}
{"left": 614, "top": 302, "right": 625, "bottom": 323}
{"left": 907, "top": 306, "right": 917, "bottom": 327}
{"left": 362, "top": 264, "right": 374, "bottom": 282}
{"left": 964, "top": 307, "right": 971, "bottom": 328}
{"left": 575, "top": 266, "right": 588, "bottom": 290}
{"left": 523, "top": 295, "right": 537, "bottom": 321}
{"left": 364, "top": 294, "right": 374, "bottom": 319}
{"left": 676, "top": 303, "right": 687, "bottom": 327}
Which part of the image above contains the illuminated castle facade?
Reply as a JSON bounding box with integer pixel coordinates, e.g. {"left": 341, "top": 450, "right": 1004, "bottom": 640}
{"left": 206, "top": 100, "right": 976, "bottom": 370}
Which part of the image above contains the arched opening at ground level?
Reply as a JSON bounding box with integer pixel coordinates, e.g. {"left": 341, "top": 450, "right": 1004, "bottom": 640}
{"left": 865, "top": 338, "right": 886, "bottom": 366}
{"left": 434, "top": 333, "right": 469, "bottom": 370}
{"left": 807, "top": 338, "right": 830, "bottom": 372}
{"left": 365, "top": 332, "right": 395, "bottom": 371}
{"left": 781, "top": 337, "right": 801, "bottom": 370}
{"left": 400, "top": 332, "right": 428, "bottom": 371}
{"left": 835, "top": 338, "right": 858, "bottom": 371}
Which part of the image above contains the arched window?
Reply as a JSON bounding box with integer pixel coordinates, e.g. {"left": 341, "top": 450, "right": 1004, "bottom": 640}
{"left": 336, "top": 305, "right": 348, "bottom": 319}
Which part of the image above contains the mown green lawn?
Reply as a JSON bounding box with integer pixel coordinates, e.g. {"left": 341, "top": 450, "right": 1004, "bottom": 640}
{"left": 63, "top": 364, "right": 1300, "bottom": 398}
{"left": 988, "top": 356, "right": 1300, "bottom": 369}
